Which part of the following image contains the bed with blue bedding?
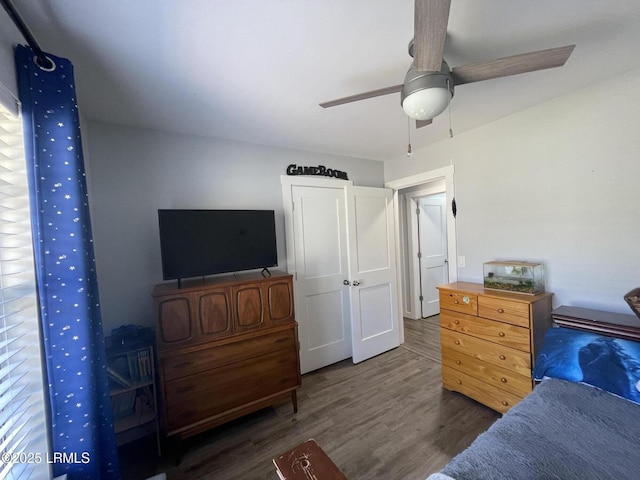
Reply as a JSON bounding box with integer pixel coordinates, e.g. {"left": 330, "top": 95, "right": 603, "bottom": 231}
{"left": 428, "top": 309, "right": 640, "bottom": 480}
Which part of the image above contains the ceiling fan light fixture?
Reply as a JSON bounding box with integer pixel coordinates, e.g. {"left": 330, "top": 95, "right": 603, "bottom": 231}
{"left": 402, "top": 87, "right": 451, "bottom": 121}
{"left": 401, "top": 62, "right": 454, "bottom": 121}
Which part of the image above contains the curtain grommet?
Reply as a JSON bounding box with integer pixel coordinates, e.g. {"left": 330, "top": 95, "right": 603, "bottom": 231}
{"left": 33, "top": 55, "right": 56, "bottom": 72}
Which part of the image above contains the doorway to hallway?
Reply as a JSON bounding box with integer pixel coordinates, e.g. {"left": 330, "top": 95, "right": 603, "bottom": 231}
{"left": 413, "top": 192, "right": 449, "bottom": 318}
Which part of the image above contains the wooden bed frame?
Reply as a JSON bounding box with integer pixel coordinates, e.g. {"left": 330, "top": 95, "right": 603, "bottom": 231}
{"left": 550, "top": 305, "right": 640, "bottom": 340}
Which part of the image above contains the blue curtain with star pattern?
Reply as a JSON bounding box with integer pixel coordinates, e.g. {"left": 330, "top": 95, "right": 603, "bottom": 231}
{"left": 15, "top": 45, "right": 120, "bottom": 479}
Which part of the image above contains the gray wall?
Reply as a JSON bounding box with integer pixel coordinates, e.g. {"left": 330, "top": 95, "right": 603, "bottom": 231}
{"left": 0, "top": 11, "right": 22, "bottom": 113}
{"left": 85, "top": 121, "right": 384, "bottom": 334}
{"left": 385, "top": 67, "right": 640, "bottom": 315}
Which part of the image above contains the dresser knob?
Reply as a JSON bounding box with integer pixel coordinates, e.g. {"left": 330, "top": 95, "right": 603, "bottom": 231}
{"left": 500, "top": 377, "right": 507, "bottom": 383}
{"left": 502, "top": 401, "right": 509, "bottom": 406}
{"left": 456, "top": 360, "right": 461, "bottom": 365}
{"left": 457, "top": 380, "right": 462, "bottom": 385}
{"left": 454, "top": 320, "right": 460, "bottom": 325}
{"left": 498, "top": 332, "right": 505, "bottom": 337}
{"left": 497, "top": 308, "right": 505, "bottom": 313}
{"left": 455, "top": 340, "right": 460, "bottom": 345}
{"left": 454, "top": 300, "right": 459, "bottom": 304}
{"left": 499, "top": 355, "right": 506, "bottom": 360}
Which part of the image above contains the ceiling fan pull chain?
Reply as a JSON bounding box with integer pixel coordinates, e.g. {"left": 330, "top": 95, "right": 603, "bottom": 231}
{"left": 406, "top": 117, "right": 413, "bottom": 157}
{"left": 447, "top": 79, "right": 454, "bottom": 138}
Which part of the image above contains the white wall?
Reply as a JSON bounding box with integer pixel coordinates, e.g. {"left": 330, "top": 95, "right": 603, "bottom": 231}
{"left": 85, "top": 121, "right": 384, "bottom": 333}
{"left": 385, "top": 67, "right": 640, "bottom": 315}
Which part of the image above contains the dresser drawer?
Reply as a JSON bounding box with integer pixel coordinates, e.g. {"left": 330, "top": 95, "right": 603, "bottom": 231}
{"left": 442, "top": 364, "right": 523, "bottom": 413}
{"left": 442, "top": 348, "right": 532, "bottom": 397}
{"left": 161, "top": 327, "right": 296, "bottom": 381}
{"left": 164, "top": 348, "right": 300, "bottom": 434}
{"left": 439, "top": 290, "right": 478, "bottom": 316}
{"left": 478, "top": 296, "right": 530, "bottom": 328}
{"left": 440, "top": 328, "right": 531, "bottom": 376}
{"left": 440, "top": 310, "right": 531, "bottom": 352}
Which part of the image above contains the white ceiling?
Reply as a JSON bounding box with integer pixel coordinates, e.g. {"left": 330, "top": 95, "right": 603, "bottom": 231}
{"left": 14, "top": 1, "right": 640, "bottom": 161}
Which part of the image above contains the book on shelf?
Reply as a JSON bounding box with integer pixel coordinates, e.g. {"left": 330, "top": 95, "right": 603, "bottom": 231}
{"left": 127, "top": 351, "right": 140, "bottom": 382}
{"left": 112, "top": 389, "right": 136, "bottom": 419}
{"left": 108, "top": 345, "right": 153, "bottom": 387}
{"left": 138, "top": 348, "right": 152, "bottom": 383}
{"left": 107, "top": 366, "right": 131, "bottom": 388}
{"left": 134, "top": 386, "right": 156, "bottom": 423}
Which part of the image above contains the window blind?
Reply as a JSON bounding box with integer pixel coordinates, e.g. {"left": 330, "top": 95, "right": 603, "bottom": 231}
{"left": 0, "top": 104, "right": 50, "bottom": 480}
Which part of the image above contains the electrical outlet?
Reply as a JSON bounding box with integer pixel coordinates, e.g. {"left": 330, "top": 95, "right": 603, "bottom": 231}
{"left": 458, "top": 256, "right": 466, "bottom": 268}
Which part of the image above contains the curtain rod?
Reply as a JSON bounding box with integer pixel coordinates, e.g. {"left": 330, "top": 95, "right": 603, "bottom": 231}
{"left": 1, "top": 0, "right": 53, "bottom": 70}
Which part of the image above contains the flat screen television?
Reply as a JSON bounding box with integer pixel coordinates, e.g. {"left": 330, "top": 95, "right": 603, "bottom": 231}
{"left": 158, "top": 209, "right": 277, "bottom": 281}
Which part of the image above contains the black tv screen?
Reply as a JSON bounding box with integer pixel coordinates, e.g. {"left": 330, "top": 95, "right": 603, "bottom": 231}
{"left": 158, "top": 209, "right": 277, "bottom": 280}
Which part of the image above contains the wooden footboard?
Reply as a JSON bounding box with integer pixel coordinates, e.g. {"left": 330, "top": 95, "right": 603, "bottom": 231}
{"left": 551, "top": 305, "right": 640, "bottom": 341}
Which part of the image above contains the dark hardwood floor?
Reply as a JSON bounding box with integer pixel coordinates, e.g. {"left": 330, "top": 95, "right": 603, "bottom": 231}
{"left": 120, "top": 316, "right": 499, "bottom": 480}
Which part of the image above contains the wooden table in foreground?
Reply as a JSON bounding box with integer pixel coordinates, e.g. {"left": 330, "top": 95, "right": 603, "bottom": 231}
{"left": 273, "top": 439, "right": 346, "bottom": 480}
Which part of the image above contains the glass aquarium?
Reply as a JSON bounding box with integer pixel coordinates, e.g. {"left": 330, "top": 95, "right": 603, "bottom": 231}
{"left": 483, "top": 261, "right": 545, "bottom": 295}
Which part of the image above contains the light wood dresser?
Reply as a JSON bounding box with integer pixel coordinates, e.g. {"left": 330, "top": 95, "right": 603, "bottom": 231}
{"left": 437, "top": 281, "right": 553, "bottom": 413}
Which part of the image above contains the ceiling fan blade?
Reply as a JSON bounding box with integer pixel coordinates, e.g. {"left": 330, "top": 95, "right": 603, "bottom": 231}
{"left": 319, "top": 84, "right": 403, "bottom": 108}
{"left": 451, "top": 45, "right": 576, "bottom": 85}
{"left": 416, "top": 119, "right": 432, "bottom": 128}
{"left": 414, "top": 0, "right": 451, "bottom": 72}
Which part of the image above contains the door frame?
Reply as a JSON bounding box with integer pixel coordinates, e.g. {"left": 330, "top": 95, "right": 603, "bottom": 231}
{"left": 281, "top": 168, "right": 455, "bottom": 357}
{"left": 385, "top": 166, "right": 457, "bottom": 329}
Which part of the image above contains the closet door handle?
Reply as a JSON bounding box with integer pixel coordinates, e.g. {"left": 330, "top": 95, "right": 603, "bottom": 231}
{"left": 343, "top": 280, "right": 351, "bottom": 286}
{"left": 352, "top": 280, "right": 360, "bottom": 287}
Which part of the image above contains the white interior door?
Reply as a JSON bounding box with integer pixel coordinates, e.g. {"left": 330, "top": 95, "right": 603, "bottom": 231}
{"left": 345, "top": 186, "right": 400, "bottom": 364}
{"left": 418, "top": 194, "right": 448, "bottom": 317}
{"left": 291, "top": 185, "right": 352, "bottom": 374}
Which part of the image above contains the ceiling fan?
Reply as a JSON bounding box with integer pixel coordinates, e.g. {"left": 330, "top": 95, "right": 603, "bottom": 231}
{"left": 320, "top": 0, "right": 575, "bottom": 128}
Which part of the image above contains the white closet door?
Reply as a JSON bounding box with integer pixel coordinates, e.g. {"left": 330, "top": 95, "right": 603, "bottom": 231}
{"left": 418, "top": 194, "right": 448, "bottom": 317}
{"left": 292, "top": 185, "right": 352, "bottom": 374}
{"left": 345, "top": 186, "right": 400, "bottom": 364}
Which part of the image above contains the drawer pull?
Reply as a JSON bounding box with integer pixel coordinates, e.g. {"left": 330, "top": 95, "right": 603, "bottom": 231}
{"left": 455, "top": 360, "right": 461, "bottom": 365}
{"left": 497, "top": 308, "right": 505, "bottom": 313}
{"left": 500, "top": 377, "right": 508, "bottom": 383}
{"left": 454, "top": 300, "right": 459, "bottom": 304}
{"left": 456, "top": 380, "right": 462, "bottom": 385}
{"left": 455, "top": 340, "right": 460, "bottom": 345}
{"left": 498, "top": 332, "right": 505, "bottom": 337}
{"left": 454, "top": 320, "right": 460, "bottom": 325}
{"left": 499, "top": 354, "right": 506, "bottom": 360}
{"left": 502, "top": 401, "right": 509, "bottom": 406}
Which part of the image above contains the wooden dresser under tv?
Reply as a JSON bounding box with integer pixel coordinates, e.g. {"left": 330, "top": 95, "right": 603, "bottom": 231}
{"left": 152, "top": 271, "right": 300, "bottom": 442}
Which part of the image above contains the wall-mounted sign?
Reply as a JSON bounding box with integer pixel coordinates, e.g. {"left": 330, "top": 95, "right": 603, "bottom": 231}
{"left": 286, "top": 164, "right": 348, "bottom": 181}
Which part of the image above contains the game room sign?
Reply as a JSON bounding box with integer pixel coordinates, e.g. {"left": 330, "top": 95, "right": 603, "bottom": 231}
{"left": 286, "top": 164, "right": 348, "bottom": 180}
